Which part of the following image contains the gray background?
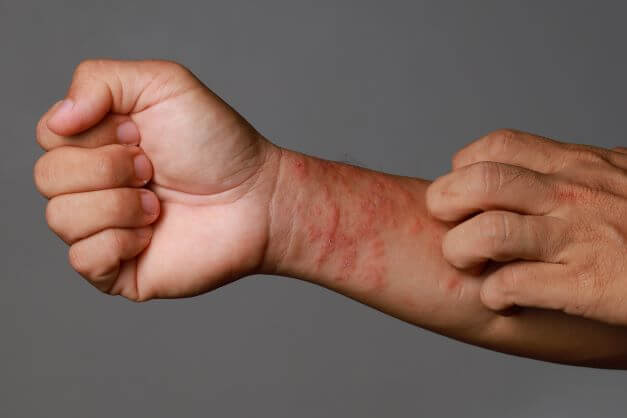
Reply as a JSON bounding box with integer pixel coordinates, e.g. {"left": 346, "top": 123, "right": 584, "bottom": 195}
{"left": 1, "top": 0, "right": 626, "bottom": 417}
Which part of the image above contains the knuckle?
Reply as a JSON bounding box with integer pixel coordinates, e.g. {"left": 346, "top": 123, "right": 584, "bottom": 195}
{"left": 84, "top": 231, "right": 121, "bottom": 286}
{"left": 499, "top": 266, "right": 522, "bottom": 294}
{"left": 451, "top": 148, "right": 469, "bottom": 168}
{"left": 161, "top": 60, "right": 193, "bottom": 77}
{"left": 148, "top": 60, "right": 198, "bottom": 90}
{"left": 75, "top": 59, "right": 96, "bottom": 76}
{"left": 165, "top": 60, "right": 187, "bottom": 72}
{"left": 35, "top": 117, "right": 48, "bottom": 148}
{"left": 46, "top": 197, "right": 75, "bottom": 242}
{"left": 452, "top": 129, "right": 521, "bottom": 168}
{"left": 33, "top": 156, "right": 54, "bottom": 195}
{"left": 478, "top": 212, "right": 511, "bottom": 252}
{"left": 68, "top": 245, "right": 88, "bottom": 276}
{"left": 45, "top": 198, "right": 62, "bottom": 232}
{"left": 75, "top": 58, "right": 107, "bottom": 74}
{"left": 488, "top": 128, "right": 518, "bottom": 140}
{"left": 470, "top": 161, "right": 503, "bottom": 195}
{"left": 480, "top": 129, "right": 520, "bottom": 158}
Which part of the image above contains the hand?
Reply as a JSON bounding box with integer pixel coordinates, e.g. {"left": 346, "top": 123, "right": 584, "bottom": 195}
{"left": 426, "top": 129, "right": 627, "bottom": 325}
{"left": 35, "top": 59, "right": 281, "bottom": 301}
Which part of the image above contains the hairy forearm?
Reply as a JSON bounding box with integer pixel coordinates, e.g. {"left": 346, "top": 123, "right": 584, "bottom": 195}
{"left": 262, "top": 147, "right": 627, "bottom": 368}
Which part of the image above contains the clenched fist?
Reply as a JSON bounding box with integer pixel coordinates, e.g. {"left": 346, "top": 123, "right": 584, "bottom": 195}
{"left": 427, "top": 130, "right": 627, "bottom": 325}
{"left": 35, "top": 60, "right": 282, "bottom": 301}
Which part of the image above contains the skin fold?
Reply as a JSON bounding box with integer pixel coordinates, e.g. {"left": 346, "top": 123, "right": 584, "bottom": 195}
{"left": 34, "top": 59, "right": 627, "bottom": 369}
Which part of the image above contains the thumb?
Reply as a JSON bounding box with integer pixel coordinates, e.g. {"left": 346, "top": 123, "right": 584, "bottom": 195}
{"left": 46, "top": 59, "right": 195, "bottom": 136}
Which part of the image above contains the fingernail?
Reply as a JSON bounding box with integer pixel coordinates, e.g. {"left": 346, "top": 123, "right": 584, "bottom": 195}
{"left": 140, "top": 191, "right": 159, "bottom": 215}
{"left": 117, "top": 121, "right": 140, "bottom": 145}
{"left": 135, "top": 227, "right": 153, "bottom": 238}
{"left": 47, "top": 98, "right": 75, "bottom": 127}
{"left": 133, "top": 154, "right": 152, "bottom": 182}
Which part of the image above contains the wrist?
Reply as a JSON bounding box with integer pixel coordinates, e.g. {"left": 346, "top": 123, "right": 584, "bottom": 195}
{"left": 261, "top": 147, "right": 347, "bottom": 278}
{"left": 260, "top": 147, "right": 304, "bottom": 276}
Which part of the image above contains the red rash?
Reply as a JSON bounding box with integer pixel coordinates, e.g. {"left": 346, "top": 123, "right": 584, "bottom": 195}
{"left": 289, "top": 153, "right": 308, "bottom": 180}
{"left": 315, "top": 204, "right": 340, "bottom": 268}
{"left": 555, "top": 184, "right": 597, "bottom": 204}
{"left": 409, "top": 216, "right": 423, "bottom": 235}
{"left": 289, "top": 156, "right": 424, "bottom": 293}
{"left": 445, "top": 276, "right": 461, "bottom": 292}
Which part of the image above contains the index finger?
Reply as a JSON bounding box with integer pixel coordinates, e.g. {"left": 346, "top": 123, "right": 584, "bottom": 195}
{"left": 427, "top": 161, "right": 557, "bottom": 222}
{"left": 452, "top": 129, "right": 569, "bottom": 173}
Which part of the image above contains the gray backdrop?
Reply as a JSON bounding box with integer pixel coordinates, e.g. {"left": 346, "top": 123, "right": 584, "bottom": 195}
{"left": 2, "top": 1, "right": 626, "bottom": 417}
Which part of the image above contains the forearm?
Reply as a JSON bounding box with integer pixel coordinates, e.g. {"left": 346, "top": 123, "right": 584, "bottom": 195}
{"left": 262, "top": 147, "right": 627, "bottom": 368}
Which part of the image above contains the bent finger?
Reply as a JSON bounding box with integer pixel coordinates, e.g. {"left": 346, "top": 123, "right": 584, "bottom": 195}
{"left": 68, "top": 227, "right": 152, "bottom": 294}
{"left": 480, "top": 261, "right": 570, "bottom": 313}
{"left": 34, "top": 144, "right": 153, "bottom": 198}
{"left": 46, "top": 188, "right": 160, "bottom": 244}
{"left": 427, "top": 161, "right": 557, "bottom": 222}
{"left": 443, "top": 211, "right": 568, "bottom": 269}
{"left": 452, "top": 130, "right": 569, "bottom": 173}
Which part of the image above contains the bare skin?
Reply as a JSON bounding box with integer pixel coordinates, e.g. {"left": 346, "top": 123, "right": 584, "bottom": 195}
{"left": 427, "top": 130, "right": 627, "bottom": 326}
{"left": 35, "top": 60, "right": 627, "bottom": 368}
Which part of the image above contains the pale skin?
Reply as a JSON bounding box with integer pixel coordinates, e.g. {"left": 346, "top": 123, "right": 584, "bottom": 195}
{"left": 35, "top": 60, "right": 627, "bottom": 369}
{"left": 427, "top": 130, "right": 627, "bottom": 326}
